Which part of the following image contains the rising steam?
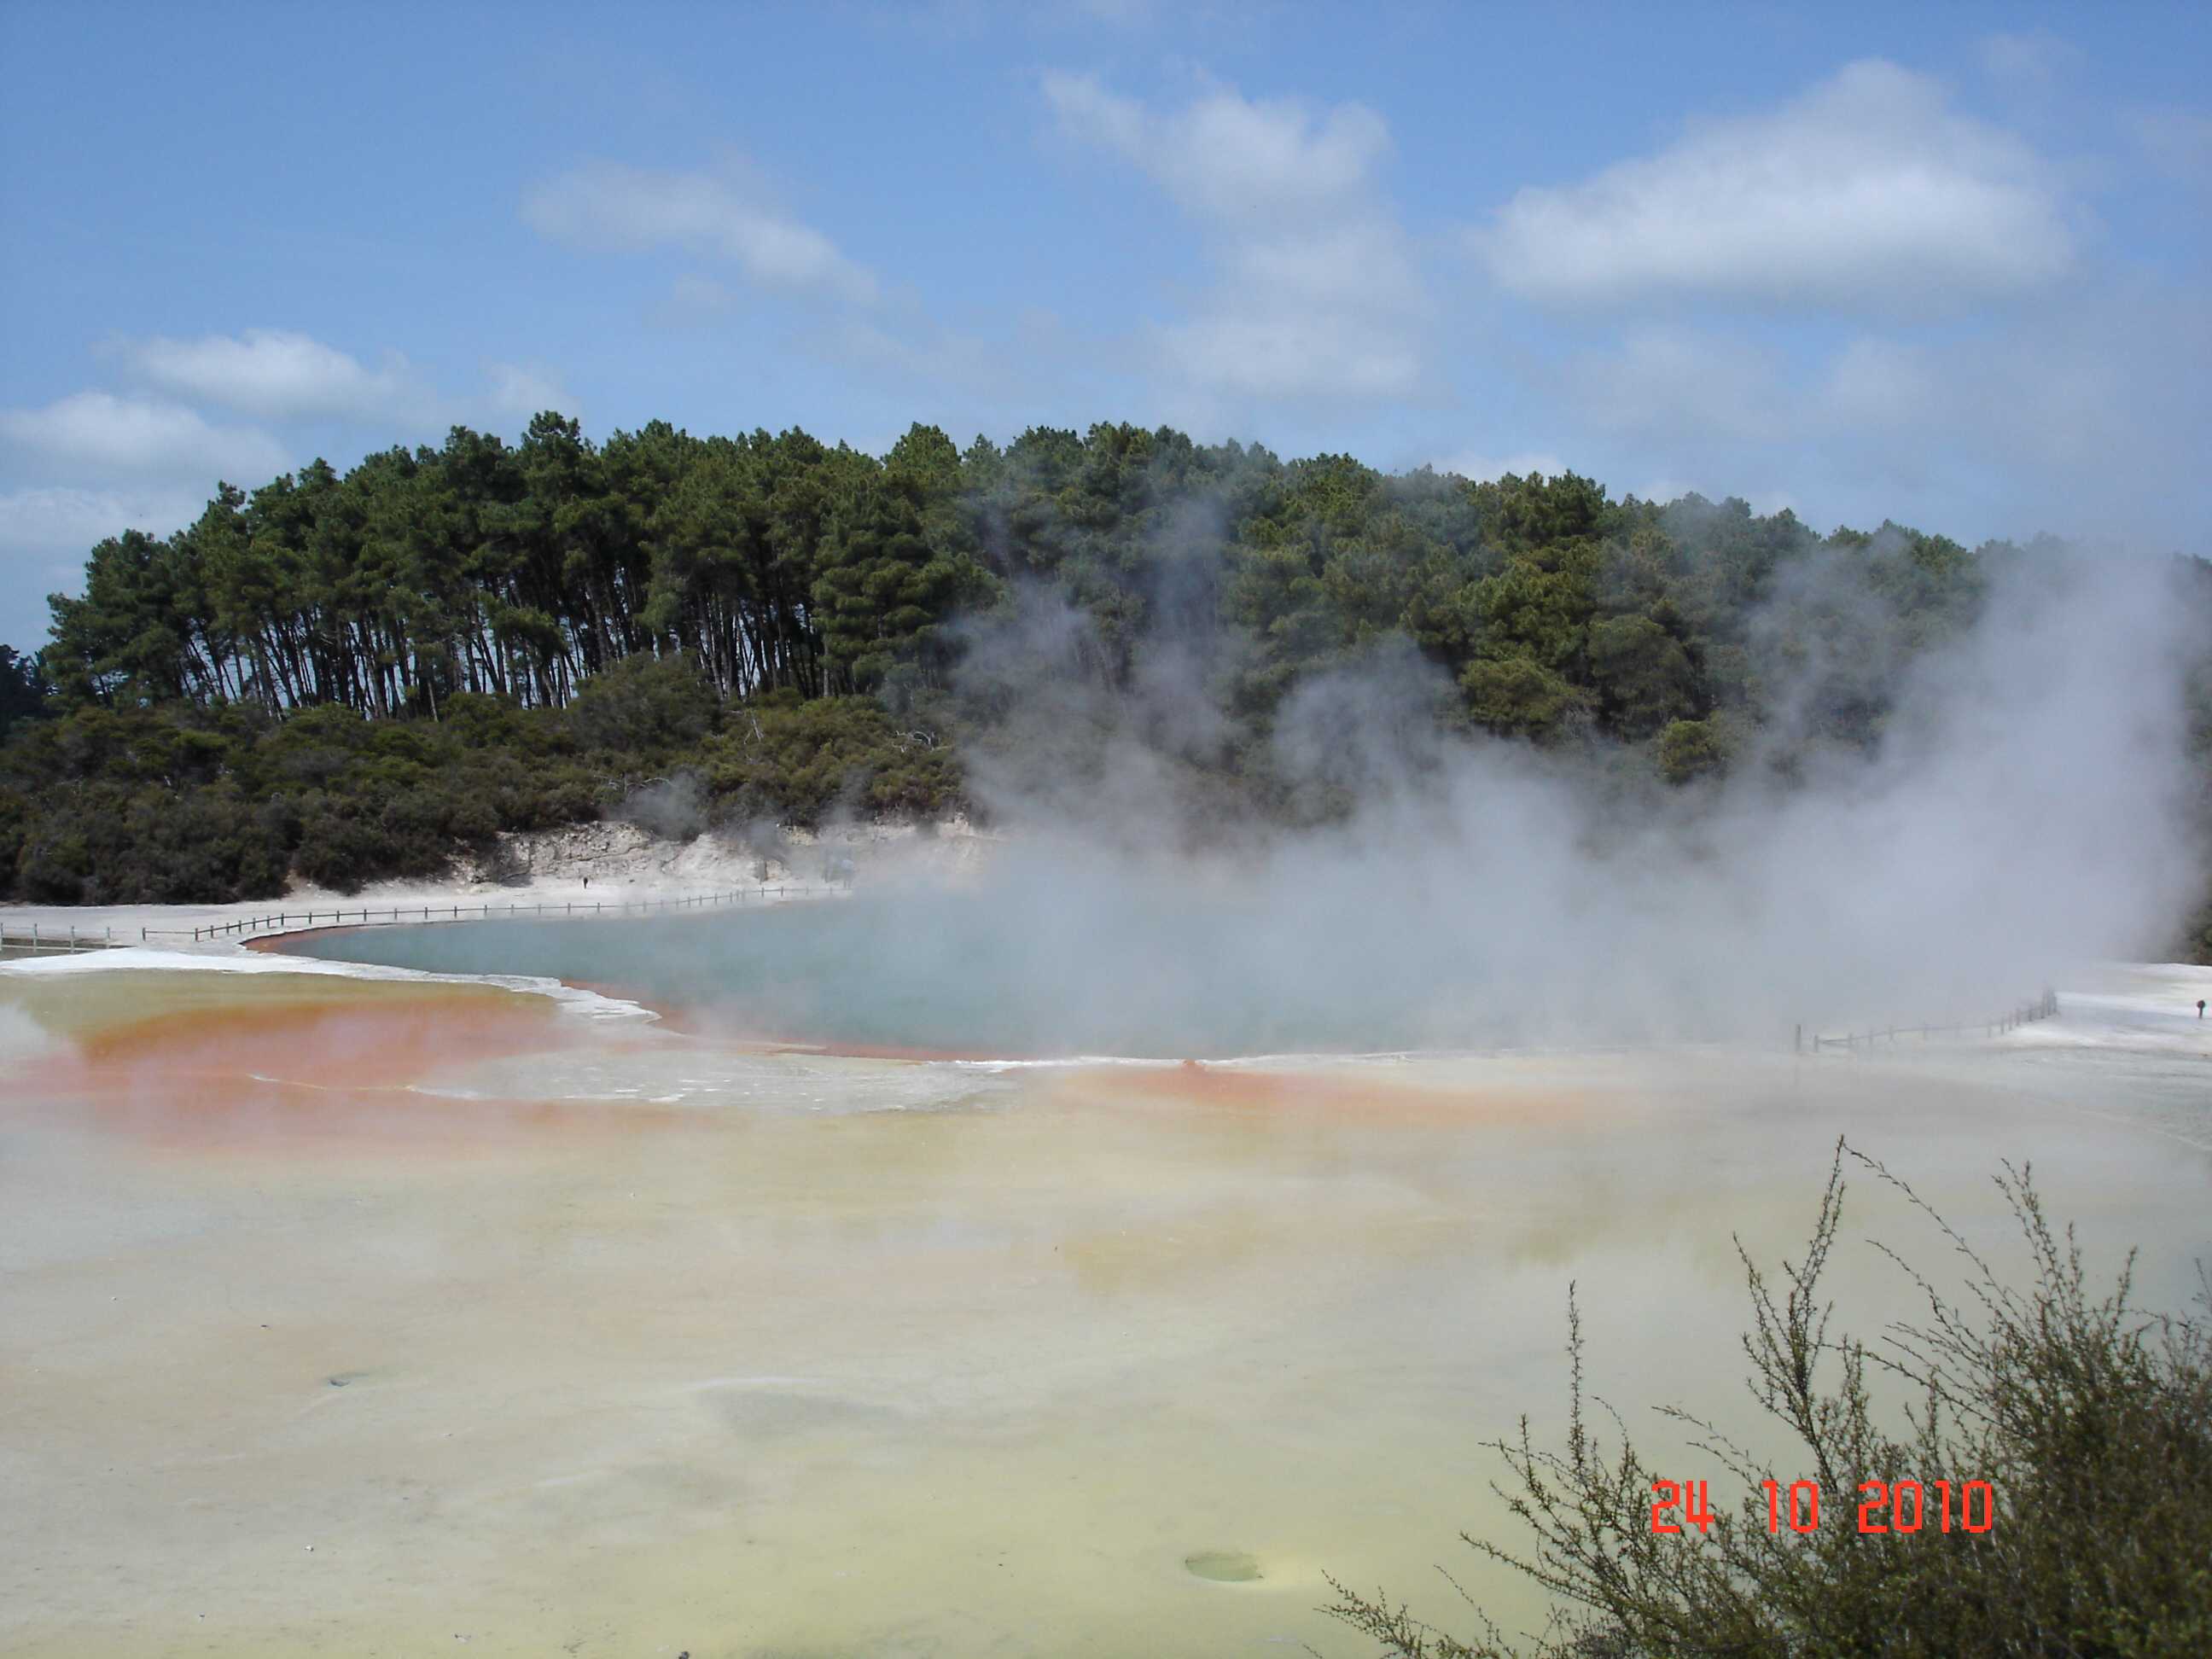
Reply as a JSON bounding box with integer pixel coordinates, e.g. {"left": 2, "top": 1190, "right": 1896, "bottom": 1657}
{"left": 838, "top": 533, "right": 2206, "bottom": 1052}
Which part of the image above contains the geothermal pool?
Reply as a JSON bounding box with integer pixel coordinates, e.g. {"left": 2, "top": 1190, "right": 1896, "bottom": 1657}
{"left": 2, "top": 947, "right": 2208, "bottom": 1656}
{"left": 281, "top": 893, "right": 1523, "bottom": 1056}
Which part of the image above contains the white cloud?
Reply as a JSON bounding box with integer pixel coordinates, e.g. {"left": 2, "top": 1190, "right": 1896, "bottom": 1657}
{"left": 0, "top": 392, "right": 289, "bottom": 482}
{"left": 1474, "top": 60, "right": 2075, "bottom": 316}
{"left": 1976, "top": 29, "right": 2082, "bottom": 96}
{"left": 1519, "top": 273, "right": 2209, "bottom": 550}
{"left": 1435, "top": 449, "right": 1567, "bottom": 482}
{"left": 656, "top": 272, "right": 744, "bottom": 323}
{"left": 1823, "top": 336, "right": 1941, "bottom": 426}
{"left": 0, "top": 486, "right": 212, "bottom": 644}
{"left": 114, "top": 329, "right": 426, "bottom": 422}
{"left": 1043, "top": 69, "right": 1389, "bottom": 224}
{"left": 0, "top": 485, "right": 203, "bottom": 550}
{"left": 485, "top": 362, "right": 578, "bottom": 420}
{"left": 106, "top": 329, "right": 578, "bottom": 433}
{"left": 523, "top": 160, "right": 879, "bottom": 306}
{"left": 1818, "top": 286, "right": 2206, "bottom": 497}
{"left": 832, "top": 317, "right": 983, "bottom": 386}
{"left": 1161, "top": 310, "right": 1418, "bottom": 403}
{"left": 1563, "top": 328, "right": 1786, "bottom": 445}
{"left": 1044, "top": 71, "right": 1430, "bottom": 404}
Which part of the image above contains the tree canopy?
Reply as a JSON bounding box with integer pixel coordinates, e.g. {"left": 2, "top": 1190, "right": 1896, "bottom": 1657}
{"left": 3, "top": 412, "right": 2208, "bottom": 950}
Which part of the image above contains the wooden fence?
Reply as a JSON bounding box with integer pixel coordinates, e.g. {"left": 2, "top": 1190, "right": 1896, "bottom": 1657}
{"left": 0, "top": 885, "right": 847, "bottom": 951}
{"left": 154, "top": 883, "right": 846, "bottom": 943}
{"left": 1796, "top": 989, "right": 2058, "bottom": 1053}
{"left": 0, "top": 924, "right": 126, "bottom": 953}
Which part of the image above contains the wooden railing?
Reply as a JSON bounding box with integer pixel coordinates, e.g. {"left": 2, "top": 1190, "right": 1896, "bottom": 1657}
{"left": 137, "top": 883, "right": 847, "bottom": 943}
{"left": 1, "top": 924, "right": 125, "bottom": 953}
{"left": 1797, "top": 989, "right": 2058, "bottom": 1052}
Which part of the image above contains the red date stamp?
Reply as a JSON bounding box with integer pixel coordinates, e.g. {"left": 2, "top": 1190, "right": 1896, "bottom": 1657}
{"left": 1651, "top": 1478, "right": 1996, "bottom": 1534}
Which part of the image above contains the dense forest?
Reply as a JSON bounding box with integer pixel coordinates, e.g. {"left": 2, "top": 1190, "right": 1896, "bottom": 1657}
{"left": 2, "top": 413, "right": 2208, "bottom": 953}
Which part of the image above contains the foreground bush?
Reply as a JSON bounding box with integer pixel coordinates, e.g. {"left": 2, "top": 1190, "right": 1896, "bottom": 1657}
{"left": 1328, "top": 1142, "right": 2212, "bottom": 1656}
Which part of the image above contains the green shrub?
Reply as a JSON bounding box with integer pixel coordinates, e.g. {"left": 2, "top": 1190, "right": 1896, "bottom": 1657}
{"left": 9, "top": 780, "right": 289, "bottom": 903}
{"left": 701, "top": 692, "right": 963, "bottom": 827}
{"left": 568, "top": 652, "right": 720, "bottom": 757}
{"left": 0, "top": 701, "right": 609, "bottom": 900}
{"left": 1656, "top": 719, "right": 1731, "bottom": 786}
{"left": 1460, "top": 657, "right": 1593, "bottom": 743}
{"left": 1327, "top": 1141, "right": 2212, "bottom": 1657}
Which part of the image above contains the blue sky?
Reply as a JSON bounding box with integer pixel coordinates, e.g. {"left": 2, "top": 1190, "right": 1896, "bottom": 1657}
{"left": 2, "top": 0, "right": 2207, "bottom": 651}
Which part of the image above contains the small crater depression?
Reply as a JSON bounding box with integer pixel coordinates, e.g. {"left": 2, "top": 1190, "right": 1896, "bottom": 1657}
{"left": 1183, "top": 1549, "right": 1263, "bottom": 1584}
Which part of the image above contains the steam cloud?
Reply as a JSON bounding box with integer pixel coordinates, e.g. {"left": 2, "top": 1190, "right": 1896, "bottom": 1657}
{"left": 830, "top": 531, "right": 2206, "bottom": 1053}
{"left": 619, "top": 771, "right": 709, "bottom": 841}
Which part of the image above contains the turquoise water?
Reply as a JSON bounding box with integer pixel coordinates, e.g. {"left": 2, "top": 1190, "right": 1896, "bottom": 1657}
{"left": 280, "top": 891, "right": 1504, "bottom": 1058}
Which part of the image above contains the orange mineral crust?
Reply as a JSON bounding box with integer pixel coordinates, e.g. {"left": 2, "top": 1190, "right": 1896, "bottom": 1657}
{"left": 4, "top": 971, "right": 669, "bottom": 1157}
